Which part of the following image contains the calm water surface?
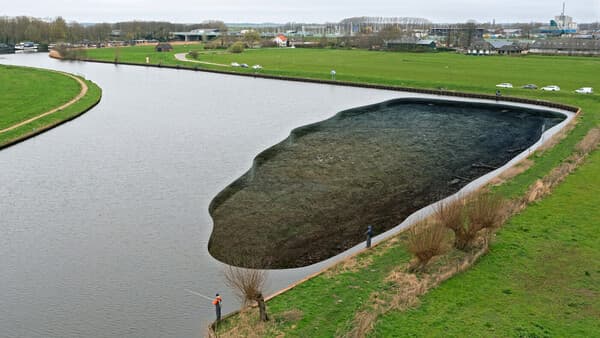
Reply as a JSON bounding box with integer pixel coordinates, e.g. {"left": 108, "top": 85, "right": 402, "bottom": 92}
{"left": 0, "top": 53, "right": 411, "bottom": 337}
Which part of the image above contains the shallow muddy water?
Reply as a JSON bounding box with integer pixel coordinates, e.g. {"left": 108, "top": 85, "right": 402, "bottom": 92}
{"left": 209, "top": 98, "right": 564, "bottom": 268}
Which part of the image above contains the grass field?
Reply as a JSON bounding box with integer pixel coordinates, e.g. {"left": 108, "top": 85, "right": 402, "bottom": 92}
{"left": 0, "top": 65, "right": 102, "bottom": 148}
{"left": 372, "top": 149, "right": 600, "bottom": 337}
{"left": 82, "top": 46, "right": 600, "bottom": 336}
{"left": 0, "top": 65, "right": 81, "bottom": 129}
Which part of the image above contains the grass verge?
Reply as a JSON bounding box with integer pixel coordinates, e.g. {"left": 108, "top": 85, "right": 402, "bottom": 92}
{"left": 0, "top": 65, "right": 102, "bottom": 149}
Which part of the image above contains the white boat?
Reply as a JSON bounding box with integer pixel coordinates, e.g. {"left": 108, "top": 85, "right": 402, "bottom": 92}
{"left": 15, "top": 42, "right": 39, "bottom": 53}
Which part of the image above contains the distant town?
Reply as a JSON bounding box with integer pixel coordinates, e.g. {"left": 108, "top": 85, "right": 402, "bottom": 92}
{"left": 1, "top": 3, "right": 600, "bottom": 57}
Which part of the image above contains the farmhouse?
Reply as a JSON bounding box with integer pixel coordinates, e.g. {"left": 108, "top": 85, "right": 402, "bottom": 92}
{"left": 385, "top": 38, "right": 436, "bottom": 50}
{"left": 273, "top": 34, "right": 289, "bottom": 47}
{"left": 155, "top": 43, "right": 173, "bottom": 52}
{"left": 529, "top": 38, "right": 600, "bottom": 56}
{"left": 466, "top": 40, "right": 522, "bottom": 55}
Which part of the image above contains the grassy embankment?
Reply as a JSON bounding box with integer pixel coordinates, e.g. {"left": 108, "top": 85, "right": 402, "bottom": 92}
{"left": 0, "top": 65, "right": 101, "bottom": 148}
{"left": 83, "top": 46, "right": 599, "bottom": 336}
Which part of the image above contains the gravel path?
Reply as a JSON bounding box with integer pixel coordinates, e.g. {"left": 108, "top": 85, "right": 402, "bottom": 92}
{"left": 174, "top": 53, "right": 230, "bottom": 67}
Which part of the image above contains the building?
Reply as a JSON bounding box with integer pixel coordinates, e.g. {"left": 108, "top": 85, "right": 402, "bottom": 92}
{"left": 273, "top": 34, "right": 289, "bottom": 47}
{"left": 385, "top": 38, "right": 436, "bottom": 50}
{"left": 430, "top": 27, "right": 485, "bottom": 39}
{"left": 529, "top": 38, "right": 600, "bottom": 56}
{"left": 171, "top": 29, "right": 220, "bottom": 42}
{"left": 466, "top": 40, "right": 523, "bottom": 56}
{"left": 540, "top": 3, "right": 578, "bottom": 35}
{"left": 155, "top": 43, "right": 173, "bottom": 52}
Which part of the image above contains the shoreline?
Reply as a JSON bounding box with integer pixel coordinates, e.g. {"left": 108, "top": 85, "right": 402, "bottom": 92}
{"left": 52, "top": 54, "right": 578, "bottom": 114}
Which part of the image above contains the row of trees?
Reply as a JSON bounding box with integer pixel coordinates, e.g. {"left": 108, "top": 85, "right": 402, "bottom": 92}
{"left": 0, "top": 16, "right": 227, "bottom": 44}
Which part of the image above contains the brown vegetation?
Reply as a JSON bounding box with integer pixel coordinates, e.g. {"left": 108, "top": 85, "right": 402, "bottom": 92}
{"left": 224, "top": 265, "right": 269, "bottom": 322}
{"left": 407, "top": 221, "right": 449, "bottom": 272}
{"left": 435, "top": 192, "right": 506, "bottom": 251}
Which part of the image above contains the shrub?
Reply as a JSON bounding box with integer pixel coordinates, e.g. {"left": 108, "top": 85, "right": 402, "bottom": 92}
{"left": 53, "top": 44, "right": 87, "bottom": 60}
{"left": 467, "top": 191, "right": 506, "bottom": 231}
{"left": 188, "top": 50, "right": 199, "bottom": 59}
{"left": 575, "top": 127, "right": 600, "bottom": 155}
{"left": 436, "top": 192, "right": 506, "bottom": 251}
{"left": 407, "top": 221, "right": 449, "bottom": 272}
{"left": 204, "top": 40, "right": 226, "bottom": 50}
{"left": 435, "top": 198, "right": 468, "bottom": 249}
{"left": 229, "top": 41, "right": 245, "bottom": 54}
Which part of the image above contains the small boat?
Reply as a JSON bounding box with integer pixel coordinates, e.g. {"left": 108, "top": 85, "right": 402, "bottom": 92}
{"left": 15, "top": 42, "right": 39, "bottom": 53}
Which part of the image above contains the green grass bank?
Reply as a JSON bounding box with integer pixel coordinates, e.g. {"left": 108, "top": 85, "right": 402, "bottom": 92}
{"left": 80, "top": 46, "right": 599, "bottom": 336}
{"left": 0, "top": 65, "right": 102, "bottom": 149}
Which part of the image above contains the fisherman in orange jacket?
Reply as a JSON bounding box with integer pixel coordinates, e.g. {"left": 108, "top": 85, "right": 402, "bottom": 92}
{"left": 213, "top": 293, "right": 223, "bottom": 321}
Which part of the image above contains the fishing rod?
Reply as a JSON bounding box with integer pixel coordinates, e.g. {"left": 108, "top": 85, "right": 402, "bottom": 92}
{"left": 185, "top": 289, "right": 214, "bottom": 301}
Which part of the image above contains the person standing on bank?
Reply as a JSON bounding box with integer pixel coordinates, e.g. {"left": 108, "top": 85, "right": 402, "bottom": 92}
{"left": 213, "top": 293, "right": 223, "bottom": 321}
{"left": 366, "top": 225, "right": 373, "bottom": 248}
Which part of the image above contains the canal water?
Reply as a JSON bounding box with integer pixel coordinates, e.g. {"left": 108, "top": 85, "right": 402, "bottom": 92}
{"left": 0, "top": 53, "right": 411, "bottom": 337}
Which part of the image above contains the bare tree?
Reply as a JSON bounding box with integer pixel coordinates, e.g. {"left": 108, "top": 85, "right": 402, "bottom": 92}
{"left": 224, "top": 265, "right": 269, "bottom": 322}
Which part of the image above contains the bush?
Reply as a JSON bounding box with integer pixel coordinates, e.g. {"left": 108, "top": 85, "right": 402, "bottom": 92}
{"left": 467, "top": 192, "right": 506, "bottom": 232}
{"left": 229, "top": 41, "right": 245, "bottom": 54}
{"left": 436, "top": 192, "right": 506, "bottom": 251}
{"left": 204, "top": 40, "right": 226, "bottom": 50}
{"left": 188, "top": 50, "right": 199, "bottom": 59}
{"left": 407, "top": 221, "right": 449, "bottom": 272}
{"left": 435, "top": 198, "right": 467, "bottom": 249}
{"left": 53, "top": 44, "right": 87, "bottom": 60}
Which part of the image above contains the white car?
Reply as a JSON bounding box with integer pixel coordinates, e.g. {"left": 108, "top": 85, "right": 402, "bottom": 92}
{"left": 575, "top": 87, "right": 593, "bottom": 94}
{"left": 252, "top": 64, "right": 263, "bottom": 70}
{"left": 231, "top": 62, "right": 240, "bottom": 67}
{"left": 541, "top": 85, "right": 560, "bottom": 91}
{"left": 496, "top": 83, "right": 513, "bottom": 88}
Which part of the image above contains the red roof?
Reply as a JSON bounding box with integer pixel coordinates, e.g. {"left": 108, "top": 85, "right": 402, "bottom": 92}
{"left": 276, "top": 34, "right": 287, "bottom": 41}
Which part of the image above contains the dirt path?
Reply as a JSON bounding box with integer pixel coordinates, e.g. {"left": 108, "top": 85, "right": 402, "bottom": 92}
{"left": 0, "top": 71, "right": 88, "bottom": 134}
{"left": 174, "top": 53, "right": 230, "bottom": 67}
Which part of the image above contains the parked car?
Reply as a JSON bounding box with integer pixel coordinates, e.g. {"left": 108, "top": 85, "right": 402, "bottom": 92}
{"left": 575, "top": 87, "right": 593, "bottom": 94}
{"left": 496, "top": 83, "right": 513, "bottom": 88}
{"left": 231, "top": 62, "right": 240, "bottom": 67}
{"left": 252, "top": 64, "right": 263, "bottom": 70}
{"left": 541, "top": 85, "right": 560, "bottom": 91}
{"left": 240, "top": 63, "right": 249, "bottom": 68}
{"left": 521, "top": 84, "right": 538, "bottom": 89}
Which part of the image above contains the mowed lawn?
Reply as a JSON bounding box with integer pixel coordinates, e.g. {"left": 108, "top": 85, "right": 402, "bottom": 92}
{"left": 86, "top": 46, "right": 600, "bottom": 96}
{"left": 0, "top": 65, "right": 101, "bottom": 148}
{"left": 0, "top": 65, "right": 81, "bottom": 129}
{"left": 372, "top": 149, "right": 600, "bottom": 337}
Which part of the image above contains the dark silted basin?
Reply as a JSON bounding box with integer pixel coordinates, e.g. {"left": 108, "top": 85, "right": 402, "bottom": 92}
{"left": 208, "top": 98, "right": 564, "bottom": 269}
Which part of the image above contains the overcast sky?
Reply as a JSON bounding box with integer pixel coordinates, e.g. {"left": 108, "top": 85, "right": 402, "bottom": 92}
{"left": 2, "top": 0, "right": 599, "bottom": 23}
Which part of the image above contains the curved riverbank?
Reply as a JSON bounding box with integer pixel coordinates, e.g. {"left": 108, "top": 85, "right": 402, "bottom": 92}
{"left": 0, "top": 65, "right": 102, "bottom": 150}
{"left": 55, "top": 55, "right": 578, "bottom": 114}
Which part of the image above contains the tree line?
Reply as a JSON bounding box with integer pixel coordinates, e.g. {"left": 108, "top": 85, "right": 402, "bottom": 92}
{"left": 0, "top": 16, "right": 227, "bottom": 44}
